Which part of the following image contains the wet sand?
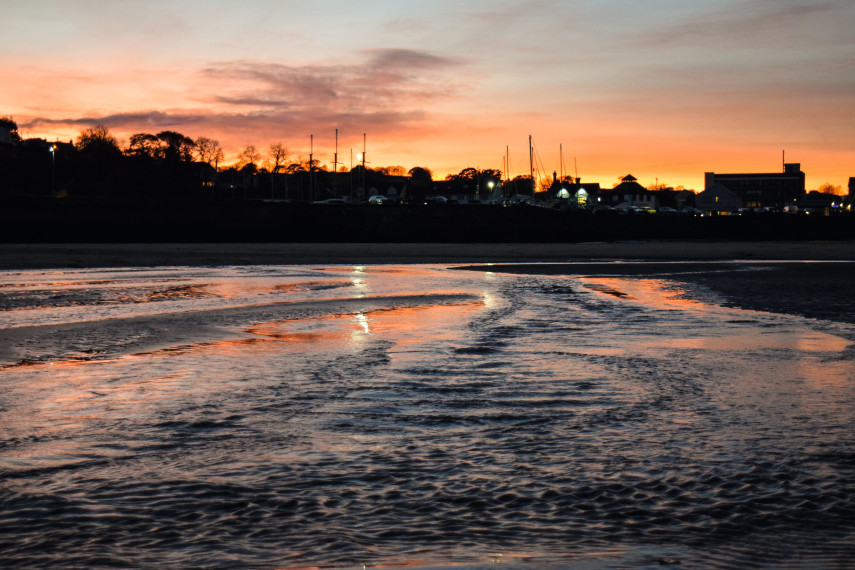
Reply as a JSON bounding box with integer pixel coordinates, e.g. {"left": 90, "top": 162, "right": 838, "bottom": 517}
{"left": 1, "top": 240, "right": 855, "bottom": 269}
{"left": 3, "top": 240, "right": 855, "bottom": 326}
{"left": 3, "top": 246, "right": 855, "bottom": 568}
{"left": 0, "top": 293, "right": 479, "bottom": 367}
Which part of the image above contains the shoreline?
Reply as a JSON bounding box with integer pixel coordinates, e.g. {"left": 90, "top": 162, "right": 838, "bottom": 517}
{"left": 2, "top": 240, "right": 855, "bottom": 269}
{"left": 4, "top": 242, "right": 855, "bottom": 326}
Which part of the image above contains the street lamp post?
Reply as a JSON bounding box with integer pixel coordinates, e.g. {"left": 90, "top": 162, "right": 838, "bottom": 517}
{"left": 49, "top": 145, "right": 56, "bottom": 195}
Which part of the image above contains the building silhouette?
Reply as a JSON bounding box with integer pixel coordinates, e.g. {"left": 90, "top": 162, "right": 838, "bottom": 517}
{"left": 599, "top": 174, "right": 658, "bottom": 210}
{"left": 704, "top": 163, "right": 805, "bottom": 211}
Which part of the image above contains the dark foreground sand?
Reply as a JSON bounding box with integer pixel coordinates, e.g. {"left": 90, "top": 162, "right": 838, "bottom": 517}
{"left": 1, "top": 240, "right": 855, "bottom": 269}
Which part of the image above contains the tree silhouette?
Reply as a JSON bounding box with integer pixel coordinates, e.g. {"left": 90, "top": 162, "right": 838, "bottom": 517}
{"left": 376, "top": 165, "right": 406, "bottom": 176}
{"left": 238, "top": 145, "right": 261, "bottom": 170}
{"left": 408, "top": 166, "right": 433, "bottom": 182}
{"left": 407, "top": 166, "right": 433, "bottom": 202}
{"left": 74, "top": 125, "right": 124, "bottom": 196}
{"left": 506, "top": 175, "right": 534, "bottom": 197}
{"left": 156, "top": 131, "right": 195, "bottom": 163}
{"left": 265, "top": 143, "right": 290, "bottom": 199}
{"left": 480, "top": 169, "right": 502, "bottom": 183}
{"left": 446, "top": 167, "right": 479, "bottom": 182}
{"left": 0, "top": 116, "right": 21, "bottom": 143}
{"left": 195, "top": 137, "right": 224, "bottom": 168}
{"left": 284, "top": 161, "right": 306, "bottom": 174}
{"left": 76, "top": 125, "right": 120, "bottom": 154}
{"left": 126, "top": 133, "right": 160, "bottom": 159}
{"left": 266, "top": 143, "right": 289, "bottom": 174}
{"left": 817, "top": 183, "right": 843, "bottom": 196}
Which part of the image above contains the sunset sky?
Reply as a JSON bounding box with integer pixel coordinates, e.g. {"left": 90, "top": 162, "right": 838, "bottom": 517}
{"left": 5, "top": 0, "right": 853, "bottom": 190}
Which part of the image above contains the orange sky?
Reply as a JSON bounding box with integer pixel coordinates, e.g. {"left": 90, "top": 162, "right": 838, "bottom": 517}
{"left": 4, "top": 1, "right": 854, "bottom": 191}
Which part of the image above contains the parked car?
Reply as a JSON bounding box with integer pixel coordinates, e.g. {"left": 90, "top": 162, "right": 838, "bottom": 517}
{"left": 658, "top": 206, "right": 678, "bottom": 215}
{"left": 425, "top": 196, "right": 448, "bottom": 205}
{"left": 622, "top": 206, "right": 654, "bottom": 215}
{"left": 680, "top": 207, "right": 703, "bottom": 216}
{"left": 368, "top": 195, "right": 388, "bottom": 205}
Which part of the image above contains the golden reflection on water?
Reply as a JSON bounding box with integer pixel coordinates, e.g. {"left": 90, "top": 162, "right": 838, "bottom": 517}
{"left": 243, "top": 300, "right": 484, "bottom": 356}
{"left": 8, "top": 268, "right": 852, "bottom": 449}
{"left": 272, "top": 280, "right": 352, "bottom": 293}
{"left": 352, "top": 303, "right": 484, "bottom": 348}
{"left": 4, "top": 265, "right": 855, "bottom": 568}
{"left": 668, "top": 331, "right": 851, "bottom": 352}
{"left": 0, "top": 299, "right": 487, "bottom": 462}
{"left": 582, "top": 277, "right": 711, "bottom": 311}
{"left": 581, "top": 276, "right": 852, "bottom": 354}
{"left": 800, "top": 359, "right": 855, "bottom": 389}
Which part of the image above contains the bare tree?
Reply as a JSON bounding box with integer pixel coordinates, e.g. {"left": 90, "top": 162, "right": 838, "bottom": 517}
{"left": 238, "top": 145, "right": 261, "bottom": 170}
{"left": 195, "top": 137, "right": 224, "bottom": 168}
{"left": 377, "top": 165, "right": 406, "bottom": 176}
{"left": 264, "top": 143, "right": 290, "bottom": 199}
{"left": 266, "top": 143, "right": 289, "bottom": 174}
{"left": 301, "top": 155, "right": 322, "bottom": 171}
{"left": 817, "top": 183, "right": 843, "bottom": 196}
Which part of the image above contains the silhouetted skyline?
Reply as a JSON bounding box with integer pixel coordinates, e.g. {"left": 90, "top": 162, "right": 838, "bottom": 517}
{"left": 4, "top": 1, "right": 853, "bottom": 190}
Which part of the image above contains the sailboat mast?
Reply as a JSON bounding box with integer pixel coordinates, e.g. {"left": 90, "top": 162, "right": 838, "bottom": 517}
{"left": 529, "top": 135, "right": 535, "bottom": 196}
{"left": 361, "top": 133, "right": 367, "bottom": 196}
{"left": 506, "top": 145, "right": 510, "bottom": 182}
{"left": 309, "top": 134, "right": 314, "bottom": 202}
{"left": 333, "top": 128, "right": 338, "bottom": 197}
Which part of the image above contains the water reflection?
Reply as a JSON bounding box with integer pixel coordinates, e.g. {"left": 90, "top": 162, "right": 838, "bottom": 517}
{"left": 1, "top": 263, "right": 854, "bottom": 568}
{"left": 582, "top": 277, "right": 715, "bottom": 311}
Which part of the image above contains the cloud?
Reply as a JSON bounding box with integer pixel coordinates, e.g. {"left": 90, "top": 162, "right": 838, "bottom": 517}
{"left": 364, "top": 48, "right": 460, "bottom": 70}
{"left": 20, "top": 48, "right": 472, "bottom": 152}
{"left": 202, "top": 48, "right": 465, "bottom": 113}
{"left": 24, "top": 111, "right": 207, "bottom": 130}
{"left": 636, "top": 0, "right": 848, "bottom": 50}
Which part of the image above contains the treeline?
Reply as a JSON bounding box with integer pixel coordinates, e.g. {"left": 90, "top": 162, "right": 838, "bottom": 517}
{"left": 1, "top": 119, "right": 514, "bottom": 201}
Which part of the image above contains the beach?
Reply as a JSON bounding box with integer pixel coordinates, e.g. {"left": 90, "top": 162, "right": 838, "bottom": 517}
{"left": 2, "top": 258, "right": 855, "bottom": 568}
{"left": 2, "top": 240, "right": 855, "bottom": 269}
{"left": 4, "top": 241, "right": 855, "bottom": 326}
{"left": 2, "top": 247, "right": 855, "bottom": 568}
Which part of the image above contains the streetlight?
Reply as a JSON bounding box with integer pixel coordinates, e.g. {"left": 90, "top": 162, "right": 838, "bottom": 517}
{"left": 49, "top": 144, "right": 56, "bottom": 195}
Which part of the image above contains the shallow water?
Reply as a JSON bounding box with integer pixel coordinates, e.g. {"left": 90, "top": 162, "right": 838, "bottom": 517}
{"left": 1, "top": 263, "right": 854, "bottom": 568}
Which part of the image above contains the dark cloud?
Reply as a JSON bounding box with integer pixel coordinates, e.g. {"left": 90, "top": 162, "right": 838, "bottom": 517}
{"left": 22, "top": 106, "right": 433, "bottom": 140}
{"left": 203, "top": 48, "right": 464, "bottom": 109}
{"left": 23, "top": 111, "right": 207, "bottom": 130}
{"left": 20, "top": 49, "right": 470, "bottom": 151}
{"left": 364, "top": 48, "right": 460, "bottom": 70}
